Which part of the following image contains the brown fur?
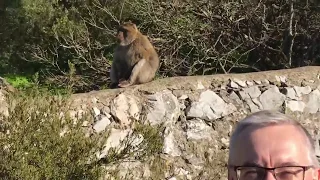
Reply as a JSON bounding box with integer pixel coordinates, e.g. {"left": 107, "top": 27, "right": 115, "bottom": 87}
{"left": 110, "top": 22, "right": 160, "bottom": 88}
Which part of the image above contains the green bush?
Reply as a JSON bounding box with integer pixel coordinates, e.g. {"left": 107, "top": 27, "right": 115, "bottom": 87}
{"left": 0, "top": 89, "right": 165, "bottom": 179}
{"left": 0, "top": 90, "right": 105, "bottom": 179}
{"left": 0, "top": 0, "right": 319, "bottom": 93}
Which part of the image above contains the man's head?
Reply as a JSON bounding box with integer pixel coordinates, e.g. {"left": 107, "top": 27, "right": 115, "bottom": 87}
{"left": 228, "top": 110, "right": 319, "bottom": 180}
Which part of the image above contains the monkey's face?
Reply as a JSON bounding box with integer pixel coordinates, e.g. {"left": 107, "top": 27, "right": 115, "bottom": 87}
{"left": 117, "top": 30, "right": 125, "bottom": 43}
{"left": 116, "top": 23, "right": 138, "bottom": 46}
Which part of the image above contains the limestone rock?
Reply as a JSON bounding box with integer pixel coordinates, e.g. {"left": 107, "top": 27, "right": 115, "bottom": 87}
{"left": 262, "top": 79, "right": 270, "bottom": 85}
{"left": 98, "top": 128, "right": 131, "bottom": 159}
{"left": 92, "top": 107, "right": 100, "bottom": 116}
{"left": 284, "top": 86, "right": 311, "bottom": 101}
{"left": 146, "top": 90, "right": 180, "bottom": 126}
{"left": 185, "top": 154, "right": 204, "bottom": 168}
{"left": 173, "top": 167, "right": 191, "bottom": 179}
{"left": 197, "top": 81, "right": 205, "bottom": 89}
{"left": 0, "top": 90, "right": 9, "bottom": 117}
{"left": 93, "top": 116, "right": 111, "bottom": 133}
{"left": 103, "top": 161, "right": 151, "bottom": 180}
{"left": 163, "top": 127, "right": 182, "bottom": 157}
{"left": 229, "top": 80, "right": 239, "bottom": 88}
{"left": 259, "top": 86, "right": 286, "bottom": 110}
{"left": 110, "top": 93, "right": 140, "bottom": 127}
{"left": 221, "top": 137, "right": 229, "bottom": 148}
{"left": 233, "top": 79, "right": 247, "bottom": 87}
{"left": 285, "top": 87, "right": 298, "bottom": 100}
{"left": 285, "top": 100, "right": 306, "bottom": 112}
{"left": 187, "top": 90, "right": 236, "bottom": 121}
{"left": 229, "top": 91, "right": 242, "bottom": 105}
{"left": 305, "top": 89, "right": 320, "bottom": 114}
{"left": 245, "top": 98, "right": 263, "bottom": 113}
{"left": 239, "top": 86, "right": 261, "bottom": 100}
{"left": 101, "top": 106, "right": 111, "bottom": 115}
{"left": 186, "top": 119, "right": 215, "bottom": 141}
{"left": 246, "top": 81, "right": 254, "bottom": 86}
{"left": 254, "top": 80, "right": 262, "bottom": 85}
{"left": 294, "top": 86, "right": 312, "bottom": 97}
{"left": 275, "top": 75, "right": 287, "bottom": 83}
{"left": 179, "top": 94, "right": 188, "bottom": 100}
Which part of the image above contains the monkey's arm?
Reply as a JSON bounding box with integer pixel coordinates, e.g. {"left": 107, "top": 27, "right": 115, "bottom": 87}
{"left": 109, "top": 60, "right": 121, "bottom": 89}
{"left": 118, "top": 59, "right": 146, "bottom": 88}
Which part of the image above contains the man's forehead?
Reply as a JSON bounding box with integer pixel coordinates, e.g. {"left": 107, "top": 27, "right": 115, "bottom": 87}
{"left": 234, "top": 123, "right": 305, "bottom": 140}
{"left": 229, "top": 124, "right": 311, "bottom": 166}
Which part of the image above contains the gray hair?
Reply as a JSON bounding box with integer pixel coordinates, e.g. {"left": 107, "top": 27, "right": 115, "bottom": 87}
{"left": 228, "top": 110, "right": 319, "bottom": 167}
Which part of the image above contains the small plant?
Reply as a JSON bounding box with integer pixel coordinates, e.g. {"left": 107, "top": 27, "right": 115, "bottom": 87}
{"left": 4, "top": 74, "right": 33, "bottom": 89}
{"left": 97, "top": 122, "right": 164, "bottom": 165}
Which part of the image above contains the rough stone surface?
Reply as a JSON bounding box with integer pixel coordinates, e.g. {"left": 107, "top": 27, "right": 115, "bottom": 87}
{"left": 285, "top": 100, "right": 306, "bottom": 112}
{"left": 259, "top": 86, "right": 286, "bottom": 110}
{"left": 110, "top": 93, "right": 140, "bottom": 127}
{"left": 0, "top": 90, "right": 9, "bottom": 117}
{"left": 239, "top": 86, "right": 261, "bottom": 99}
{"left": 275, "top": 75, "right": 287, "bottom": 83}
{"left": 93, "top": 116, "right": 111, "bottom": 133}
{"left": 285, "top": 87, "right": 298, "bottom": 100}
{"left": 245, "top": 98, "right": 261, "bottom": 113}
{"left": 187, "top": 90, "right": 236, "bottom": 121}
{"left": 186, "top": 119, "right": 215, "bottom": 141}
{"left": 146, "top": 90, "right": 180, "bottom": 126}
{"left": 16, "top": 66, "right": 318, "bottom": 180}
{"left": 98, "top": 128, "right": 131, "bottom": 159}
{"left": 162, "top": 126, "right": 182, "bottom": 157}
{"left": 305, "top": 89, "right": 320, "bottom": 114}
{"left": 233, "top": 79, "right": 247, "bottom": 87}
{"left": 294, "top": 86, "right": 312, "bottom": 97}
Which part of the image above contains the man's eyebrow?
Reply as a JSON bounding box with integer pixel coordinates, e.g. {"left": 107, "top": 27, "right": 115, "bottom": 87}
{"left": 275, "top": 161, "right": 301, "bottom": 167}
{"left": 232, "top": 161, "right": 304, "bottom": 168}
{"left": 239, "top": 161, "right": 263, "bottom": 167}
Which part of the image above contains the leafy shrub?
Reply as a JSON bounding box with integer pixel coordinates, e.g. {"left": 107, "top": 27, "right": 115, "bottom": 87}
{"left": 0, "top": 90, "right": 105, "bottom": 179}
{"left": 3, "top": 75, "right": 33, "bottom": 89}
{"left": 0, "top": 88, "right": 165, "bottom": 179}
{"left": 0, "top": 0, "right": 319, "bottom": 93}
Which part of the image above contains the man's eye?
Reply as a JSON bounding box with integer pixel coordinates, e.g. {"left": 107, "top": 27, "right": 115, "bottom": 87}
{"left": 276, "top": 167, "right": 304, "bottom": 179}
{"left": 241, "top": 169, "right": 259, "bottom": 176}
{"left": 277, "top": 167, "right": 303, "bottom": 175}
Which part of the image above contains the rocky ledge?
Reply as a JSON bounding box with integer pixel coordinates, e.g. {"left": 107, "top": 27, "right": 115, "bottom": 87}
{"left": 64, "top": 66, "right": 320, "bottom": 179}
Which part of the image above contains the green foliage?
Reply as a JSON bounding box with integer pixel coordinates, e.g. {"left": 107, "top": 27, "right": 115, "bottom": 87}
{"left": 4, "top": 74, "right": 33, "bottom": 89}
{"left": 98, "top": 123, "right": 164, "bottom": 166}
{"left": 0, "top": 0, "right": 319, "bottom": 93}
{"left": 0, "top": 90, "right": 105, "bottom": 179}
{"left": 133, "top": 123, "right": 164, "bottom": 158}
{"left": 0, "top": 88, "right": 166, "bottom": 179}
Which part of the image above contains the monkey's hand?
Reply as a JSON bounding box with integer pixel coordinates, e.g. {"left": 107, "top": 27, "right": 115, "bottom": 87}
{"left": 119, "top": 78, "right": 126, "bottom": 83}
{"left": 118, "top": 80, "right": 132, "bottom": 88}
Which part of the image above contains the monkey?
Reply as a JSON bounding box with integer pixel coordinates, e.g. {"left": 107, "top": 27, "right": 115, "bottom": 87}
{"left": 109, "top": 22, "right": 160, "bottom": 88}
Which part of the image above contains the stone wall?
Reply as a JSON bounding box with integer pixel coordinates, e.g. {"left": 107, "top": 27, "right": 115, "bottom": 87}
{"left": 68, "top": 66, "right": 320, "bottom": 180}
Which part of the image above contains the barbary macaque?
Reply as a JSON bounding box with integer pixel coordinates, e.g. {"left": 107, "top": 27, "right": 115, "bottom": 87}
{"left": 110, "top": 22, "right": 160, "bottom": 88}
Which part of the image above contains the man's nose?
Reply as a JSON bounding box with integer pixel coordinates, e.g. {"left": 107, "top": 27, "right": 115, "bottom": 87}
{"left": 264, "top": 171, "right": 277, "bottom": 180}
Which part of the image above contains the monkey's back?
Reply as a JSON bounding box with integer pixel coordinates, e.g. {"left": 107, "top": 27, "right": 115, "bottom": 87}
{"left": 132, "top": 34, "right": 160, "bottom": 70}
